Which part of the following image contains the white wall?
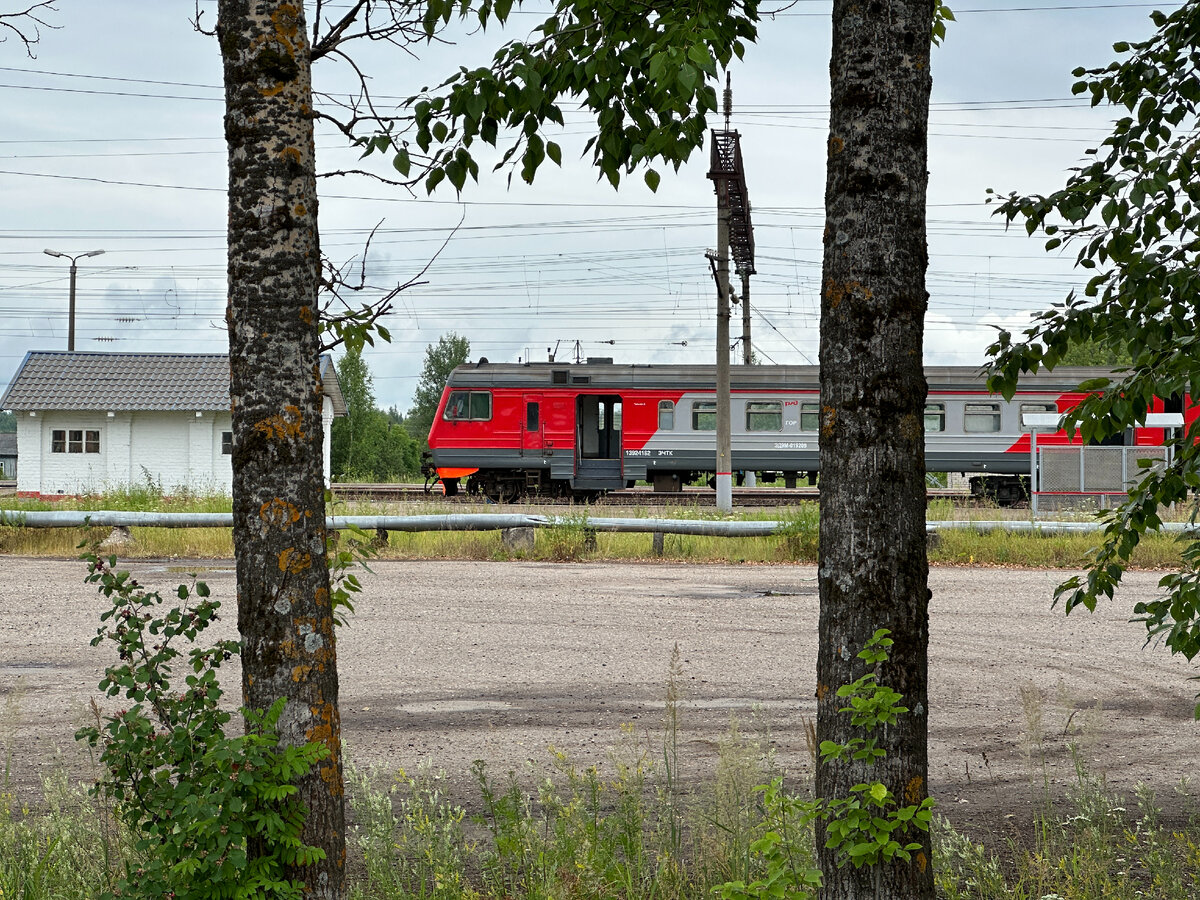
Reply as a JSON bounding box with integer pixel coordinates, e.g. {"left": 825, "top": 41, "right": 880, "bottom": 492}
{"left": 18, "top": 410, "right": 234, "bottom": 496}
{"left": 18, "top": 408, "right": 332, "bottom": 497}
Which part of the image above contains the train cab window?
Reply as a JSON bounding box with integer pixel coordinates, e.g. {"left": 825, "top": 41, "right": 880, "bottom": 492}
{"left": 964, "top": 402, "right": 1002, "bottom": 433}
{"left": 746, "top": 400, "right": 783, "bottom": 432}
{"left": 800, "top": 402, "right": 820, "bottom": 431}
{"left": 444, "top": 390, "right": 492, "bottom": 421}
{"left": 658, "top": 400, "right": 675, "bottom": 430}
{"left": 692, "top": 400, "right": 717, "bottom": 431}
{"left": 924, "top": 403, "right": 946, "bottom": 433}
{"left": 1020, "top": 403, "right": 1057, "bottom": 427}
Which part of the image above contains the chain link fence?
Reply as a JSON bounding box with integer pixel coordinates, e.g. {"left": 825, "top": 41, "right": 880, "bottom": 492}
{"left": 1036, "top": 445, "right": 1169, "bottom": 513}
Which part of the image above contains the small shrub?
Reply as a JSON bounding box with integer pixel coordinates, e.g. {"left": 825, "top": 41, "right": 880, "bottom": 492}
{"left": 75, "top": 548, "right": 327, "bottom": 900}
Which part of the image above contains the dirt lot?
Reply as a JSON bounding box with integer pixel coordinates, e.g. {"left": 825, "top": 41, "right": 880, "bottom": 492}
{"left": 1, "top": 557, "right": 1196, "bottom": 837}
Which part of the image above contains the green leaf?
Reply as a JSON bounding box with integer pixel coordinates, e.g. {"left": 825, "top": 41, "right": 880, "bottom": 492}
{"left": 392, "top": 147, "right": 412, "bottom": 177}
{"left": 644, "top": 168, "right": 661, "bottom": 192}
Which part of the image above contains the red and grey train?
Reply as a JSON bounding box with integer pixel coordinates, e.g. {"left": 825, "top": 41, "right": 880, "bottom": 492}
{"left": 424, "top": 361, "right": 1182, "bottom": 502}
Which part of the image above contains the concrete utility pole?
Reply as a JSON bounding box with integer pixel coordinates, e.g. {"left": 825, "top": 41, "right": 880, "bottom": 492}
{"left": 740, "top": 268, "right": 757, "bottom": 486}
{"left": 707, "top": 75, "right": 756, "bottom": 512}
{"left": 44, "top": 248, "right": 105, "bottom": 351}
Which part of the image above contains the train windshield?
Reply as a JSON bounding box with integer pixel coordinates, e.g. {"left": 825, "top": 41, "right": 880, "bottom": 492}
{"left": 444, "top": 390, "right": 492, "bottom": 421}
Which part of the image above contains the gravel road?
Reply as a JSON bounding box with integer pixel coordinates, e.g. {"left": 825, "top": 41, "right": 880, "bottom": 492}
{"left": 1, "top": 557, "right": 1195, "bottom": 835}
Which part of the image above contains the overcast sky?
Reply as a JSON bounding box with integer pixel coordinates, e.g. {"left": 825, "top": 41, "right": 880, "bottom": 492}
{"left": 0, "top": 1, "right": 1178, "bottom": 411}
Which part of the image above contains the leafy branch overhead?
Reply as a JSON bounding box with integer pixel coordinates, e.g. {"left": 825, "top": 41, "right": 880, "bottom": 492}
{"left": 984, "top": 2, "right": 1200, "bottom": 697}
{"left": 359, "top": 0, "right": 759, "bottom": 193}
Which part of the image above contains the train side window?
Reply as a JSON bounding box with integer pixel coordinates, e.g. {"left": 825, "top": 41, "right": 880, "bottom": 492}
{"left": 692, "top": 401, "right": 716, "bottom": 431}
{"left": 1020, "top": 402, "right": 1057, "bottom": 427}
{"left": 526, "top": 402, "right": 539, "bottom": 431}
{"left": 800, "top": 402, "right": 820, "bottom": 431}
{"left": 746, "top": 400, "right": 783, "bottom": 432}
{"left": 924, "top": 403, "right": 945, "bottom": 433}
{"left": 964, "top": 402, "right": 1001, "bottom": 433}
{"left": 658, "top": 400, "right": 675, "bottom": 430}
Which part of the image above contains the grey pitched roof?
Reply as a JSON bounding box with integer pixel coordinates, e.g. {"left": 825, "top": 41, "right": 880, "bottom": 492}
{"left": 0, "top": 432, "right": 15, "bottom": 456}
{"left": 0, "top": 351, "right": 346, "bottom": 416}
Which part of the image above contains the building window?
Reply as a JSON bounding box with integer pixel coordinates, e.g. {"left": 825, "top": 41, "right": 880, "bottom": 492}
{"left": 924, "top": 403, "right": 946, "bottom": 433}
{"left": 964, "top": 402, "right": 1002, "bottom": 433}
{"left": 444, "top": 390, "right": 492, "bottom": 421}
{"left": 52, "top": 429, "right": 100, "bottom": 453}
{"left": 800, "top": 402, "right": 820, "bottom": 431}
{"left": 658, "top": 400, "right": 675, "bottom": 430}
{"left": 222, "top": 431, "right": 233, "bottom": 455}
{"left": 691, "top": 401, "right": 716, "bottom": 431}
{"left": 746, "top": 400, "right": 783, "bottom": 432}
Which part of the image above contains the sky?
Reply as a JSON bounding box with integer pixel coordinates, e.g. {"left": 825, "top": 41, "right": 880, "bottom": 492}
{"left": 0, "top": 0, "right": 1180, "bottom": 412}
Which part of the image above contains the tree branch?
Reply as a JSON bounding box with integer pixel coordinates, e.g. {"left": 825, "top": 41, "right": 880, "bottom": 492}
{"left": 0, "top": 0, "right": 58, "bottom": 57}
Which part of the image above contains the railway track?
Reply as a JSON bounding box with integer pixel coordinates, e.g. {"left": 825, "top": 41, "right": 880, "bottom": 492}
{"left": 331, "top": 482, "right": 974, "bottom": 507}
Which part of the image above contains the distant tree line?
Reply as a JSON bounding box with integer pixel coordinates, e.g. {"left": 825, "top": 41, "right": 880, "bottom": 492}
{"left": 330, "top": 333, "right": 470, "bottom": 481}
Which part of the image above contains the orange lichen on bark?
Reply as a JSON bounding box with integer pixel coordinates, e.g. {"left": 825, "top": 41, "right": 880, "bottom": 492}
{"left": 821, "top": 406, "right": 837, "bottom": 439}
{"left": 278, "top": 547, "right": 313, "bottom": 573}
{"left": 915, "top": 850, "right": 928, "bottom": 873}
{"left": 260, "top": 497, "right": 301, "bottom": 527}
{"left": 254, "top": 405, "right": 305, "bottom": 440}
{"left": 824, "top": 279, "right": 873, "bottom": 310}
{"left": 282, "top": 147, "right": 302, "bottom": 165}
{"left": 308, "top": 700, "right": 345, "bottom": 797}
{"left": 298, "top": 304, "right": 313, "bottom": 324}
{"left": 816, "top": 683, "right": 830, "bottom": 701}
{"left": 272, "top": 3, "right": 301, "bottom": 37}
{"left": 905, "top": 775, "right": 925, "bottom": 804}
{"left": 291, "top": 664, "right": 312, "bottom": 682}
{"left": 828, "top": 135, "right": 845, "bottom": 156}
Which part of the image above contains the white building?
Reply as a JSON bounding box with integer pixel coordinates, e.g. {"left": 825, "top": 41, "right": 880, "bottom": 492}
{"left": 0, "top": 351, "right": 346, "bottom": 498}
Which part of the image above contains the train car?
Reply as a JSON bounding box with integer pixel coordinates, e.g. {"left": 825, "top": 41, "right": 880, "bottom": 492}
{"left": 424, "top": 360, "right": 1177, "bottom": 502}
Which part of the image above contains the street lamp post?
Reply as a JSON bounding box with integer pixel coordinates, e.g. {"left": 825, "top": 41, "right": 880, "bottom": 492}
{"left": 44, "top": 249, "right": 105, "bottom": 351}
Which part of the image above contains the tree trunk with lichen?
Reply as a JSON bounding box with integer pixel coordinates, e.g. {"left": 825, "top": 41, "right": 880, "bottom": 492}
{"left": 217, "top": 2, "right": 345, "bottom": 897}
{"left": 816, "top": 1, "right": 934, "bottom": 898}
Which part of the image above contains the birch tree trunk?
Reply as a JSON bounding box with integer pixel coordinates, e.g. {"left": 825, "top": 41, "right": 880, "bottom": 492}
{"left": 217, "top": 2, "right": 345, "bottom": 897}
{"left": 817, "top": 1, "right": 934, "bottom": 898}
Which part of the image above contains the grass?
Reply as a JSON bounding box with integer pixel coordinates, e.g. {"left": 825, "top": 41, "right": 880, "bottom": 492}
{"left": 0, "top": 489, "right": 1188, "bottom": 567}
{"left": 5, "top": 693, "right": 1200, "bottom": 900}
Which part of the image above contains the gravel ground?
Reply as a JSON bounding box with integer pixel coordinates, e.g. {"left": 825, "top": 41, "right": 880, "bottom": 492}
{"left": 1, "top": 557, "right": 1196, "bottom": 837}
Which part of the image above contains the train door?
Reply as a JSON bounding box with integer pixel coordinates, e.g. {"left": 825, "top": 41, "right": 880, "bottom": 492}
{"left": 521, "top": 393, "right": 544, "bottom": 456}
{"left": 574, "top": 394, "right": 624, "bottom": 490}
